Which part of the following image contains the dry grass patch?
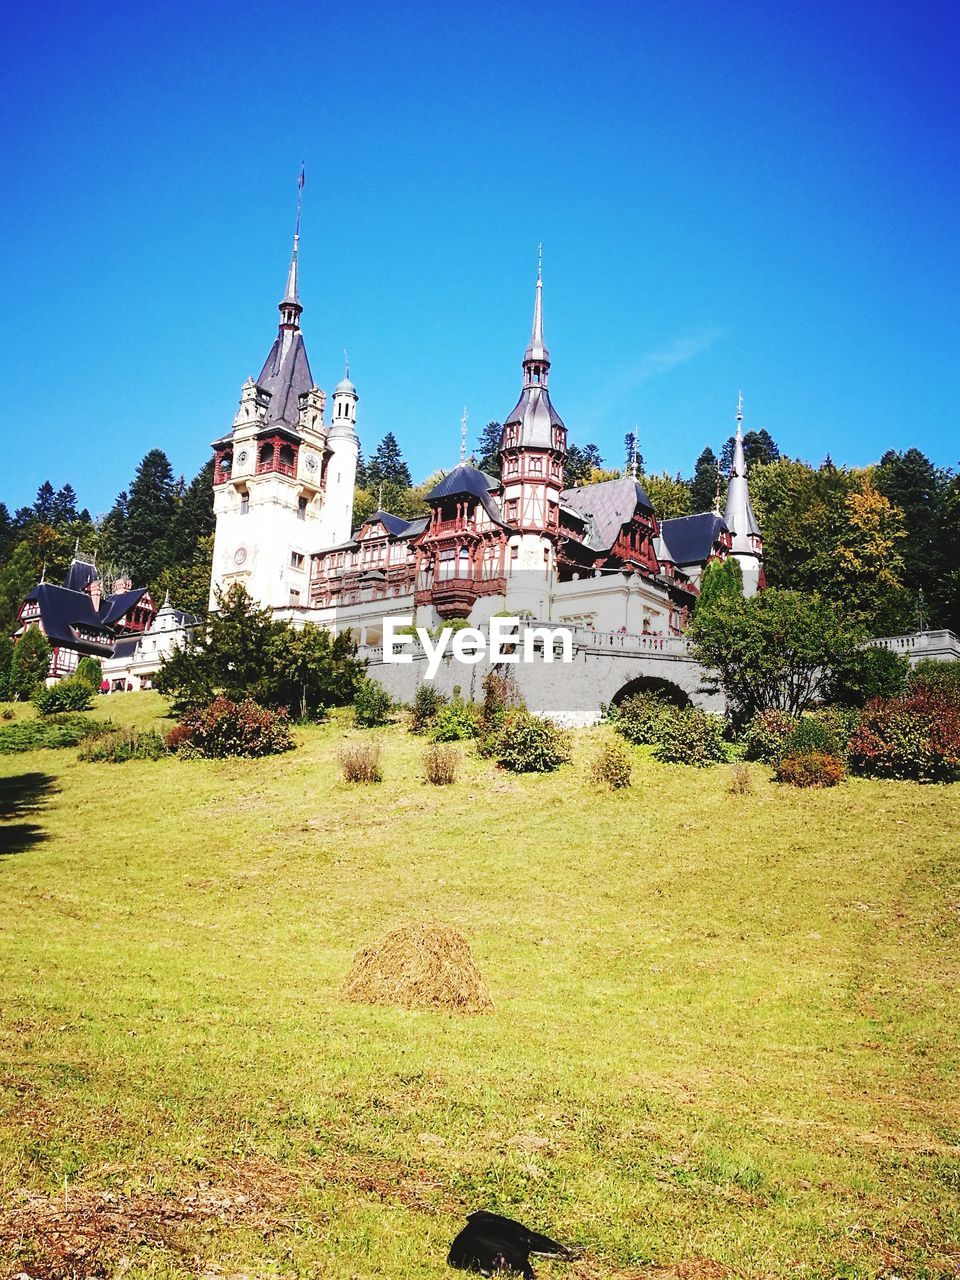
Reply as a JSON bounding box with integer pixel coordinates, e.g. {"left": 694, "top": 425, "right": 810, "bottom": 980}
{"left": 337, "top": 738, "right": 383, "bottom": 783}
{"left": 342, "top": 922, "right": 494, "bottom": 1014}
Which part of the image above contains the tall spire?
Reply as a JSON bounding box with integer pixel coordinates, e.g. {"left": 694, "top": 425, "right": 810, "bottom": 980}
{"left": 279, "top": 165, "right": 305, "bottom": 329}
{"left": 724, "top": 390, "right": 761, "bottom": 545}
{"left": 523, "top": 242, "right": 549, "bottom": 382}
{"left": 460, "top": 406, "right": 468, "bottom": 463}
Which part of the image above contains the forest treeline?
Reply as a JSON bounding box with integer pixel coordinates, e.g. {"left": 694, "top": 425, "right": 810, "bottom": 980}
{"left": 2, "top": 424, "right": 958, "bottom": 637}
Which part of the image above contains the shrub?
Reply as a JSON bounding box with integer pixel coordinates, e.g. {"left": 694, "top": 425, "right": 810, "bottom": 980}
{"left": 612, "top": 692, "right": 675, "bottom": 746}
{"left": 654, "top": 708, "right": 729, "bottom": 767}
{"left": 34, "top": 677, "right": 94, "bottom": 715}
{"left": 849, "top": 690, "right": 960, "bottom": 783}
{"left": 171, "top": 697, "right": 294, "bottom": 759}
{"left": 832, "top": 645, "right": 909, "bottom": 707}
{"left": 75, "top": 656, "right": 104, "bottom": 690}
{"left": 728, "top": 763, "right": 752, "bottom": 794}
{"left": 477, "top": 671, "right": 523, "bottom": 756}
{"left": 430, "top": 698, "right": 479, "bottom": 742}
{"left": 423, "top": 743, "right": 459, "bottom": 785}
{"left": 410, "top": 684, "right": 447, "bottom": 734}
{"left": 339, "top": 739, "right": 383, "bottom": 783}
{"left": 741, "top": 709, "right": 798, "bottom": 763}
{"left": 775, "top": 751, "right": 845, "bottom": 787}
{"left": 908, "top": 659, "right": 960, "bottom": 704}
{"left": 589, "top": 739, "right": 632, "bottom": 789}
{"left": 493, "top": 709, "right": 572, "bottom": 773}
{"left": 0, "top": 715, "right": 113, "bottom": 754}
{"left": 788, "top": 711, "right": 850, "bottom": 760}
{"left": 80, "top": 728, "right": 168, "bottom": 763}
{"left": 1, "top": 708, "right": 15, "bottom": 721}
{"left": 354, "top": 677, "right": 392, "bottom": 728}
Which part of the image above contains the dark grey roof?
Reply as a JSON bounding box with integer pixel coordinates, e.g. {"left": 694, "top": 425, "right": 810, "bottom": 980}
{"left": 111, "top": 636, "right": 140, "bottom": 659}
{"left": 256, "top": 330, "right": 313, "bottom": 428}
{"left": 99, "top": 589, "right": 149, "bottom": 627}
{"left": 502, "top": 386, "right": 565, "bottom": 447}
{"left": 23, "top": 585, "right": 115, "bottom": 656}
{"left": 560, "top": 477, "right": 654, "bottom": 551}
{"left": 362, "top": 510, "right": 415, "bottom": 536}
{"left": 63, "top": 559, "right": 97, "bottom": 592}
{"left": 427, "top": 464, "right": 499, "bottom": 501}
{"left": 659, "top": 512, "right": 729, "bottom": 566}
{"left": 427, "top": 464, "right": 505, "bottom": 526}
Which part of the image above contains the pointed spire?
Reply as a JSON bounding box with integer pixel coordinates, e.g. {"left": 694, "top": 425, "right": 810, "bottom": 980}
{"left": 523, "top": 243, "right": 549, "bottom": 381}
{"left": 730, "top": 389, "right": 747, "bottom": 477}
{"left": 162, "top": 588, "right": 171, "bottom": 608}
{"left": 460, "top": 407, "right": 468, "bottom": 463}
{"left": 724, "top": 390, "right": 761, "bottom": 547}
{"left": 279, "top": 165, "right": 305, "bottom": 329}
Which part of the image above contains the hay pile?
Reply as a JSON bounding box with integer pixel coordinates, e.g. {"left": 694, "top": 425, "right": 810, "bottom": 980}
{"left": 342, "top": 922, "right": 493, "bottom": 1014}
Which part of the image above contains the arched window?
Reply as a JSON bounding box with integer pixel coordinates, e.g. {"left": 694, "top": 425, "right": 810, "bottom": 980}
{"left": 258, "top": 443, "right": 273, "bottom": 468}
{"left": 279, "top": 444, "right": 295, "bottom": 469}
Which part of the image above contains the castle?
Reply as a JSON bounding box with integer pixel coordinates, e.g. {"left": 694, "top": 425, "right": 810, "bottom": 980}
{"left": 209, "top": 225, "right": 764, "bottom": 658}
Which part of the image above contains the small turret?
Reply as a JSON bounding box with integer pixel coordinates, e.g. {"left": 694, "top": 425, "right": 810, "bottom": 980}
{"left": 723, "top": 392, "right": 764, "bottom": 596}
{"left": 323, "top": 360, "right": 360, "bottom": 547}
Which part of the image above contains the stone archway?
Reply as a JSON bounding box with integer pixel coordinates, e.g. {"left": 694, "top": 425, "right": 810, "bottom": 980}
{"left": 609, "top": 674, "right": 692, "bottom": 708}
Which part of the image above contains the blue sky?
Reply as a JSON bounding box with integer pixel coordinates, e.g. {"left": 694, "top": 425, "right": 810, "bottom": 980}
{"left": 1, "top": 0, "right": 958, "bottom": 516}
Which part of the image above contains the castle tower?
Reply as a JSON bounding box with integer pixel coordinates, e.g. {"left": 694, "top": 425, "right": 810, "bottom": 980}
{"left": 723, "top": 393, "right": 764, "bottom": 597}
{"left": 499, "top": 250, "right": 567, "bottom": 586}
{"left": 209, "top": 191, "right": 351, "bottom": 611}
{"left": 322, "top": 364, "right": 360, "bottom": 547}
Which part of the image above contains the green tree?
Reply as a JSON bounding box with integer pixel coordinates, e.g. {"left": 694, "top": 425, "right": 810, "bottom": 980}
{"left": 817, "top": 477, "right": 910, "bottom": 633}
{"left": 0, "top": 633, "right": 13, "bottom": 700}
{"left": 165, "top": 459, "right": 215, "bottom": 567}
{"left": 33, "top": 481, "right": 56, "bottom": 523}
{"left": 156, "top": 584, "right": 362, "bottom": 717}
{"left": 124, "top": 450, "right": 177, "bottom": 584}
{"left": 475, "top": 422, "right": 502, "bottom": 475}
{"left": 689, "top": 447, "right": 720, "bottom": 512}
{"left": 52, "top": 484, "right": 79, "bottom": 524}
{"left": 874, "top": 448, "right": 950, "bottom": 620}
{"left": 0, "top": 542, "right": 40, "bottom": 635}
{"left": 721, "top": 428, "right": 780, "bottom": 472}
{"left": 696, "top": 556, "right": 743, "bottom": 611}
{"left": 642, "top": 471, "right": 692, "bottom": 520}
{"left": 10, "top": 627, "right": 52, "bottom": 699}
{"left": 688, "top": 588, "right": 857, "bottom": 721}
{"left": 366, "top": 433, "right": 412, "bottom": 489}
{"left": 564, "top": 443, "right": 605, "bottom": 488}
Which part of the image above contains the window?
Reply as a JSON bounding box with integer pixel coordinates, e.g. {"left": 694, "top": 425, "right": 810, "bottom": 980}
{"left": 290, "top": 551, "right": 305, "bottom": 570}
{"left": 298, "top": 497, "right": 307, "bottom": 521}
{"left": 240, "top": 494, "right": 249, "bottom": 515}
{"left": 289, "top": 589, "right": 301, "bottom": 605}
{"left": 529, "top": 457, "right": 543, "bottom": 475}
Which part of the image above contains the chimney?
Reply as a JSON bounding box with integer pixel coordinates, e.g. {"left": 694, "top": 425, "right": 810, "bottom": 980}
{"left": 88, "top": 577, "right": 103, "bottom": 612}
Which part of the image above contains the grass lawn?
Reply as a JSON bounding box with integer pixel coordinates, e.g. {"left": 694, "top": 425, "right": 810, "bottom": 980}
{"left": 0, "top": 691, "right": 958, "bottom": 1278}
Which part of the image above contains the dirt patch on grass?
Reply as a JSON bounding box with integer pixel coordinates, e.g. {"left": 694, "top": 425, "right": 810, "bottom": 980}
{"left": 564, "top": 1261, "right": 736, "bottom": 1280}
{"left": 0, "top": 1153, "right": 454, "bottom": 1279}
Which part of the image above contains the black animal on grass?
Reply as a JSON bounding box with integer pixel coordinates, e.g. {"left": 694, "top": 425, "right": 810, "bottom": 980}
{"left": 447, "top": 1210, "right": 578, "bottom": 1277}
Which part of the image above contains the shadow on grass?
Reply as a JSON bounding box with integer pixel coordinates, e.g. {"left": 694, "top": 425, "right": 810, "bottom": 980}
{"left": 0, "top": 772, "right": 58, "bottom": 856}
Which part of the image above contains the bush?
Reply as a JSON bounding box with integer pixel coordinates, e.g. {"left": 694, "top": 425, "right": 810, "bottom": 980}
{"left": 589, "top": 739, "right": 632, "bottom": 789}
{"left": 339, "top": 739, "right": 383, "bottom": 783}
{"left": 789, "top": 711, "right": 849, "bottom": 760}
{"left": 80, "top": 728, "right": 168, "bottom": 763}
{"left": 654, "top": 707, "right": 729, "bottom": 767}
{"left": 1, "top": 707, "right": 15, "bottom": 721}
{"left": 75, "top": 657, "right": 104, "bottom": 690}
{"left": 832, "top": 645, "right": 909, "bottom": 707}
{"left": 849, "top": 690, "right": 960, "bottom": 783}
{"left": 0, "top": 715, "right": 113, "bottom": 754}
{"left": 410, "top": 684, "right": 447, "bottom": 734}
{"left": 741, "top": 709, "right": 798, "bottom": 763}
{"left": 493, "top": 709, "right": 572, "bottom": 773}
{"left": 477, "top": 671, "right": 523, "bottom": 756}
{"left": 611, "top": 692, "right": 675, "bottom": 746}
{"left": 170, "top": 697, "right": 294, "bottom": 758}
{"left": 775, "top": 751, "right": 845, "bottom": 787}
{"left": 354, "top": 677, "right": 392, "bottom": 728}
{"left": 423, "top": 743, "right": 459, "bottom": 785}
{"left": 34, "top": 677, "right": 94, "bottom": 715}
{"left": 430, "top": 698, "right": 479, "bottom": 742}
{"left": 908, "top": 659, "right": 960, "bottom": 704}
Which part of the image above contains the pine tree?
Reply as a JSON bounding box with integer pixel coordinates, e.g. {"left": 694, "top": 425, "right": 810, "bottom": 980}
{"left": 0, "top": 542, "right": 41, "bottom": 635}
{"left": 475, "top": 422, "right": 503, "bottom": 474}
{"left": 874, "top": 448, "right": 950, "bottom": 621}
{"left": 10, "top": 627, "right": 52, "bottom": 698}
{"left": 52, "top": 484, "right": 79, "bottom": 524}
{"left": 166, "top": 460, "right": 215, "bottom": 567}
{"left": 366, "top": 433, "right": 412, "bottom": 488}
{"left": 720, "top": 429, "right": 780, "bottom": 472}
{"left": 689, "top": 447, "right": 720, "bottom": 512}
{"left": 33, "top": 481, "right": 56, "bottom": 524}
{"left": 564, "top": 443, "right": 605, "bottom": 488}
{"left": 123, "top": 450, "right": 177, "bottom": 584}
